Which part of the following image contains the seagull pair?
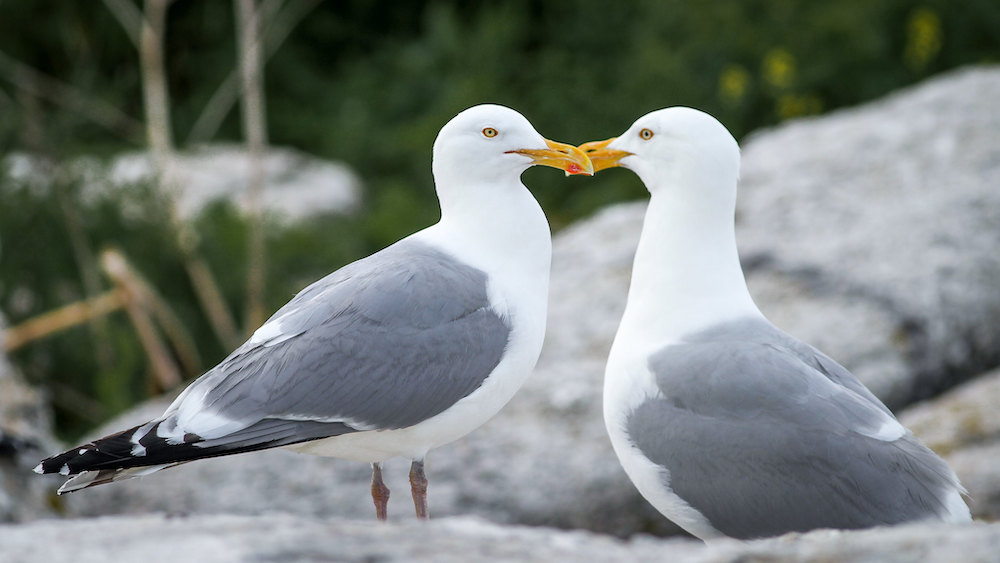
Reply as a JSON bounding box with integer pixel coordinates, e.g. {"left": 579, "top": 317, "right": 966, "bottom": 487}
{"left": 37, "top": 105, "right": 970, "bottom": 539}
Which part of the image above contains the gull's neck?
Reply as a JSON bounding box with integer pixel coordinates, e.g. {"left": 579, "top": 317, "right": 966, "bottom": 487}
{"left": 617, "top": 174, "right": 761, "bottom": 345}
{"left": 418, "top": 174, "right": 552, "bottom": 301}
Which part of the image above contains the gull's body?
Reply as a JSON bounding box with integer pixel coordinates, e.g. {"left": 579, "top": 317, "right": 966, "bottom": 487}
{"left": 583, "top": 108, "right": 970, "bottom": 539}
{"left": 37, "top": 104, "right": 593, "bottom": 520}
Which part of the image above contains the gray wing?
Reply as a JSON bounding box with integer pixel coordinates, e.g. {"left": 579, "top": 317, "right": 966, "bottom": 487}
{"left": 686, "top": 318, "right": 894, "bottom": 417}
{"left": 39, "top": 240, "right": 513, "bottom": 484}
{"left": 630, "top": 318, "right": 959, "bottom": 539}
{"left": 169, "top": 238, "right": 511, "bottom": 443}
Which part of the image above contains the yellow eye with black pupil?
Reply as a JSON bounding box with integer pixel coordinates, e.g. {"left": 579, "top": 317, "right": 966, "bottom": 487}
{"left": 482, "top": 127, "right": 498, "bottom": 138}
{"left": 639, "top": 128, "right": 654, "bottom": 140}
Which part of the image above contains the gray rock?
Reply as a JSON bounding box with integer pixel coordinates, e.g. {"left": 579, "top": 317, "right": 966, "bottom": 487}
{"left": 0, "top": 315, "right": 57, "bottom": 523}
{"left": 900, "top": 366, "right": 1000, "bottom": 521}
{"left": 54, "top": 390, "right": 671, "bottom": 538}
{"left": 736, "top": 65, "right": 1000, "bottom": 406}
{"left": 33, "top": 66, "right": 1000, "bottom": 538}
{"left": 715, "top": 521, "right": 1000, "bottom": 563}
{"left": 107, "top": 144, "right": 362, "bottom": 219}
{"left": 4, "top": 143, "right": 362, "bottom": 220}
{"left": 1, "top": 514, "right": 997, "bottom": 563}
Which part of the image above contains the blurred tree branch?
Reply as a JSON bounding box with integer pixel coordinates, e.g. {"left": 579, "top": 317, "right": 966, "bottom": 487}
{"left": 3, "top": 248, "right": 203, "bottom": 385}
{"left": 102, "top": 0, "right": 144, "bottom": 48}
{"left": 141, "top": 0, "right": 175, "bottom": 158}
{"left": 101, "top": 249, "right": 182, "bottom": 392}
{"left": 100, "top": 248, "right": 202, "bottom": 380}
{"left": 15, "top": 79, "right": 46, "bottom": 150}
{"left": 15, "top": 75, "right": 119, "bottom": 379}
{"left": 236, "top": 0, "right": 271, "bottom": 334}
{"left": 0, "top": 84, "right": 13, "bottom": 107}
{"left": 49, "top": 383, "right": 109, "bottom": 425}
{"left": 0, "top": 49, "right": 145, "bottom": 144}
{"left": 188, "top": 0, "right": 320, "bottom": 144}
{"left": 54, "top": 175, "right": 118, "bottom": 379}
{"left": 2, "top": 291, "right": 127, "bottom": 352}
{"left": 139, "top": 0, "right": 243, "bottom": 352}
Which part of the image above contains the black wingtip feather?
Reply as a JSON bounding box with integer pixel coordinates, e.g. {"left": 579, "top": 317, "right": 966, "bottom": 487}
{"left": 36, "top": 417, "right": 344, "bottom": 479}
{"left": 37, "top": 423, "right": 148, "bottom": 475}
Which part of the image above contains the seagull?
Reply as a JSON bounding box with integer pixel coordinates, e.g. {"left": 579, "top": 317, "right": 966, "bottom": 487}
{"left": 580, "top": 107, "right": 971, "bottom": 540}
{"left": 36, "top": 104, "right": 594, "bottom": 521}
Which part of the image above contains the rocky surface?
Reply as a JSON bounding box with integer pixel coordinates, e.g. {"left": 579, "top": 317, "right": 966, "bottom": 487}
{"left": 900, "top": 366, "right": 1000, "bottom": 521}
{"left": 2, "top": 514, "right": 998, "bottom": 563}
{"left": 4, "top": 143, "right": 362, "bottom": 220}
{"left": 736, "top": 66, "right": 1000, "bottom": 406}
{"left": 11, "top": 66, "right": 1000, "bottom": 556}
{"left": 52, "top": 389, "right": 670, "bottom": 537}
{"left": 0, "top": 316, "right": 57, "bottom": 523}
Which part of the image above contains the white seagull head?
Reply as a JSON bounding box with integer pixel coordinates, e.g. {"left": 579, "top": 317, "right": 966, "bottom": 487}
{"left": 432, "top": 104, "right": 593, "bottom": 186}
{"left": 579, "top": 107, "right": 740, "bottom": 199}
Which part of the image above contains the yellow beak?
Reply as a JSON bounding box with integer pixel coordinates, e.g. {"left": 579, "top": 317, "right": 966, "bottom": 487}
{"left": 508, "top": 139, "right": 595, "bottom": 176}
{"left": 577, "top": 137, "right": 633, "bottom": 172}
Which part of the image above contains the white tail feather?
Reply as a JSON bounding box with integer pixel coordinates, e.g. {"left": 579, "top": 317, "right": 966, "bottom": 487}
{"left": 57, "top": 463, "right": 178, "bottom": 495}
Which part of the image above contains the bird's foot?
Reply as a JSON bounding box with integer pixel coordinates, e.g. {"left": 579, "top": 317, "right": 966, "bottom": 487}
{"left": 371, "top": 462, "right": 390, "bottom": 521}
{"left": 409, "top": 459, "right": 428, "bottom": 520}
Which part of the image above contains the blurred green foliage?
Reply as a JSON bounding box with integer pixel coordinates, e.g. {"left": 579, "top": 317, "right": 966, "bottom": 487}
{"left": 0, "top": 0, "right": 997, "bottom": 438}
{"left": 0, "top": 170, "right": 365, "bottom": 435}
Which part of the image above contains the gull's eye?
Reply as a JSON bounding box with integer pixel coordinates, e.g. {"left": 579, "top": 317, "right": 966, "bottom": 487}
{"left": 482, "top": 127, "right": 499, "bottom": 138}
{"left": 639, "top": 128, "right": 654, "bottom": 140}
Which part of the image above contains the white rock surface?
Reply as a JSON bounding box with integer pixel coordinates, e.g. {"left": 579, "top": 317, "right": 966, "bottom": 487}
{"left": 4, "top": 144, "right": 362, "bottom": 220}
{"left": 901, "top": 366, "right": 1000, "bottom": 521}
{"left": 1, "top": 514, "right": 997, "bottom": 563}
{"left": 736, "top": 66, "right": 1000, "bottom": 405}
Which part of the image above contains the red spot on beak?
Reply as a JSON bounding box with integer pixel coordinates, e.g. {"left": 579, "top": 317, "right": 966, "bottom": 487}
{"left": 567, "top": 163, "right": 582, "bottom": 175}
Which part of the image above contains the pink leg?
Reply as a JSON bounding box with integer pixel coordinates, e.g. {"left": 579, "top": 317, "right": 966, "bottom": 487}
{"left": 409, "top": 459, "right": 428, "bottom": 519}
{"left": 371, "top": 462, "right": 390, "bottom": 521}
